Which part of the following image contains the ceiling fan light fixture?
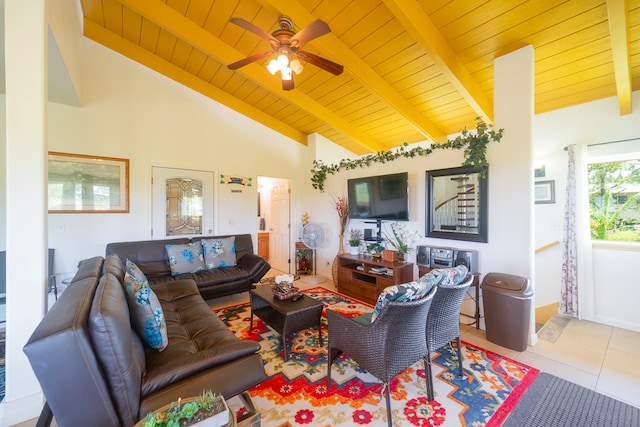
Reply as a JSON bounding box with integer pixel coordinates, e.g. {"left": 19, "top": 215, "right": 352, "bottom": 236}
{"left": 267, "top": 59, "right": 280, "bottom": 75}
{"left": 281, "top": 67, "right": 293, "bottom": 81}
{"left": 290, "top": 59, "right": 303, "bottom": 75}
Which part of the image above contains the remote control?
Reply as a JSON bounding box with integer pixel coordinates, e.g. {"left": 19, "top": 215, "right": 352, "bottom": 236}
{"left": 291, "top": 294, "right": 302, "bottom": 302}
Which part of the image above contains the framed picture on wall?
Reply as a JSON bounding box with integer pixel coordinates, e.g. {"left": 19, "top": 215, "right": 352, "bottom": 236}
{"left": 534, "top": 180, "right": 555, "bottom": 204}
{"left": 47, "top": 152, "right": 130, "bottom": 213}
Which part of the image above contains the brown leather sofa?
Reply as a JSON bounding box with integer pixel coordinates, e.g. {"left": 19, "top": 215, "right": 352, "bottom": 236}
{"left": 105, "top": 234, "right": 270, "bottom": 299}
{"left": 24, "top": 254, "right": 267, "bottom": 427}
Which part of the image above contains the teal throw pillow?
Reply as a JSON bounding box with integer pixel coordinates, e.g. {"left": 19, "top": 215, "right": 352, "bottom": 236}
{"left": 166, "top": 242, "right": 206, "bottom": 276}
{"left": 371, "top": 280, "right": 430, "bottom": 322}
{"left": 124, "top": 260, "right": 168, "bottom": 351}
{"left": 201, "top": 237, "right": 237, "bottom": 269}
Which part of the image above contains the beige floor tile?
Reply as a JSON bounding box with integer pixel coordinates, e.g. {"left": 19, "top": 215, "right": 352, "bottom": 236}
{"left": 514, "top": 351, "right": 598, "bottom": 389}
{"left": 608, "top": 327, "right": 640, "bottom": 356}
{"left": 597, "top": 347, "right": 640, "bottom": 408}
{"left": 527, "top": 337, "right": 606, "bottom": 376}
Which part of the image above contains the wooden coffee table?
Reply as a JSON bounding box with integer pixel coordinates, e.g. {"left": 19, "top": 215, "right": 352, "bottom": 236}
{"left": 249, "top": 286, "right": 324, "bottom": 361}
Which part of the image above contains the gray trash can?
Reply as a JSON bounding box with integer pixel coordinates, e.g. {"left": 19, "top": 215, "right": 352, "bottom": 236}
{"left": 482, "top": 272, "right": 533, "bottom": 351}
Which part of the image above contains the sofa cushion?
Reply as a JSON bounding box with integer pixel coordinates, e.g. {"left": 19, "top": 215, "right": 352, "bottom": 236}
{"left": 201, "top": 236, "right": 237, "bottom": 268}
{"left": 141, "top": 280, "right": 261, "bottom": 397}
{"left": 166, "top": 242, "right": 206, "bottom": 276}
{"left": 124, "top": 260, "right": 168, "bottom": 351}
{"left": 89, "top": 273, "right": 146, "bottom": 427}
{"left": 371, "top": 280, "right": 432, "bottom": 322}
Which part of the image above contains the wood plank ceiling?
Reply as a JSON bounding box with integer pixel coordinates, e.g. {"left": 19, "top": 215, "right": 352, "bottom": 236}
{"left": 79, "top": 0, "right": 640, "bottom": 155}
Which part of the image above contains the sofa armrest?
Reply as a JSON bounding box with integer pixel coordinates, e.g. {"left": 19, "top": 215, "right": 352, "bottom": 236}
{"left": 237, "top": 253, "right": 270, "bottom": 282}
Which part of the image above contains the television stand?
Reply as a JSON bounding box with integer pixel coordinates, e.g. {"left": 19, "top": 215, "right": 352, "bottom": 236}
{"left": 337, "top": 254, "right": 414, "bottom": 304}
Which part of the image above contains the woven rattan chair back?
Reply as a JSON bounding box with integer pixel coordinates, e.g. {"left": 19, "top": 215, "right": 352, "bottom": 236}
{"left": 424, "top": 274, "right": 475, "bottom": 401}
{"left": 327, "top": 285, "right": 437, "bottom": 427}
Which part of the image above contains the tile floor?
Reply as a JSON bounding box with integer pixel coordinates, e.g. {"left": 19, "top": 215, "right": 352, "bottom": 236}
{"left": 13, "top": 271, "right": 640, "bottom": 426}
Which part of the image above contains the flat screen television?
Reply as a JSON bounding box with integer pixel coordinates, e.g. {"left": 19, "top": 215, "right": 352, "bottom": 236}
{"left": 347, "top": 172, "right": 409, "bottom": 221}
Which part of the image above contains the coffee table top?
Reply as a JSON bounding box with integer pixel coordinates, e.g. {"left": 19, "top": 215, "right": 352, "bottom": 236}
{"left": 250, "top": 286, "right": 324, "bottom": 313}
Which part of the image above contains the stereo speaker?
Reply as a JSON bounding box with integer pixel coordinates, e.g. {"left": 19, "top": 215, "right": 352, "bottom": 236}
{"left": 416, "top": 245, "right": 430, "bottom": 267}
{"left": 453, "top": 249, "right": 478, "bottom": 274}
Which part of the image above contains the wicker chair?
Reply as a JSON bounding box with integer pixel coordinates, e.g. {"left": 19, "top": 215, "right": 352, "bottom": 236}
{"left": 425, "top": 274, "right": 475, "bottom": 401}
{"left": 327, "top": 285, "right": 437, "bottom": 427}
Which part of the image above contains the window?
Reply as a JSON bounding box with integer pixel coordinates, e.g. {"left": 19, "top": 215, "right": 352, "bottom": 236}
{"left": 588, "top": 158, "right": 640, "bottom": 242}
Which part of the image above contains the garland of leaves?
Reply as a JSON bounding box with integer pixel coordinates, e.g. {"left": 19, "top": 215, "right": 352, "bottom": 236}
{"left": 311, "top": 118, "right": 504, "bottom": 192}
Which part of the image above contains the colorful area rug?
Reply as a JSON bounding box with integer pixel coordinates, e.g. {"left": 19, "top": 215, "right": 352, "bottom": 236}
{"left": 215, "top": 287, "right": 538, "bottom": 426}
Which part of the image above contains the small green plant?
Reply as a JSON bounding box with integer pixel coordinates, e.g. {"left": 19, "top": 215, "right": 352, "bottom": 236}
{"left": 366, "top": 242, "right": 385, "bottom": 256}
{"left": 143, "top": 390, "right": 225, "bottom": 427}
{"left": 348, "top": 229, "right": 363, "bottom": 247}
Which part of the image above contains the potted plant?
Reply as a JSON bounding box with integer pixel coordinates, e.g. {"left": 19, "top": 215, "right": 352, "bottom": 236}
{"left": 383, "top": 222, "right": 421, "bottom": 261}
{"left": 348, "top": 229, "right": 363, "bottom": 255}
{"left": 139, "top": 390, "right": 229, "bottom": 427}
{"left": 366, "top": 242, "right": 385, "bottom": 258}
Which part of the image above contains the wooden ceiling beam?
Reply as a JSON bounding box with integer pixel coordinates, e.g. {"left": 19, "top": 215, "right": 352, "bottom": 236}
{"left": 606, "top": 0, "right": 632, "bottom": 115}
{"left": 259, "top": 0, "right": 446, "bottom": 143}
{"left": 116, "top": 0, "right": 386, "bottom": 153}
{"left": 83, "top": 20, "right": 308, "bottom": 145}
{"left": 382, "top": 0, "right": 494, "bottom": 124}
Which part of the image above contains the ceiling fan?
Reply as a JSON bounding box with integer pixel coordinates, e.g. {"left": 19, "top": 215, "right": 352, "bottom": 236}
{"left": 227, "top": 15, "right": 344, "bottom": 90}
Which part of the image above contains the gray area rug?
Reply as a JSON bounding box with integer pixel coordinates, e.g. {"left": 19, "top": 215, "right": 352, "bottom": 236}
{"left": 504, "top": 373, "right": 640, "bottom": 427}
{"left": 537, "top": 314, "right": 571, "bottom": 343}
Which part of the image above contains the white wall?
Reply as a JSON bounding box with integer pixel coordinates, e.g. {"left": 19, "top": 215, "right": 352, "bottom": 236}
{"left": 44, "top": 35, "right": 311, "bottom": 276}
{"left": 534, "top": 92, "right": 640, "bottom": 329}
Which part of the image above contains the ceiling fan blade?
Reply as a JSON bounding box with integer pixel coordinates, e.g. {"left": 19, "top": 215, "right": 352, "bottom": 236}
{"left": 227, "top": 50, "right": 274, "bottom": 70}
{"left": 290, "top": 19, "right": 331, "bottom": 47}
{"left": 296, "top": 50, "right": 344, "bottom": 75}
{"left": 282, "top": 75, "right": 295, "bottom": 91}
{"left": 229, "top": 17, "right": 279, "bottom": 45}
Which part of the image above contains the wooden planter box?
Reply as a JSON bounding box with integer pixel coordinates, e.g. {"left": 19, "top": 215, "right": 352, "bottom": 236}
{"left": 382, "top": 250, "right": 398, "bottom": 262}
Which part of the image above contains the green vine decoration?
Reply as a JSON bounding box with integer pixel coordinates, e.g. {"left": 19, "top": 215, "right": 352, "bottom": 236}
{"left": 311, "top": 118, "right": 504, "bottom": 192}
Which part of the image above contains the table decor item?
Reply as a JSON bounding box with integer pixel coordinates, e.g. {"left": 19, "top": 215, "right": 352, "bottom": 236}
{"left": 348, "top": 228, "right": 362, "bottom": 255}
{"left": 383, "top": 222, "right": 421, "bottom": 260}
{"left": 139, "top": 390, "right": 231, "bottom": 427}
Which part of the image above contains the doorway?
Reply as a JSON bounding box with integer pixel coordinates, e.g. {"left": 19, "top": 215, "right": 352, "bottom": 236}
{"left": 258, "top": 177, "right": 292, "bottom": 273}
{"left": 152, "top": 167, "right": 215, "bottom": 239}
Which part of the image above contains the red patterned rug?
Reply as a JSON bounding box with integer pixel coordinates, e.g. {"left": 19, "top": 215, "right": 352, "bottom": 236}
{"left": 215, "top": 287, "right": 538, "bottom": 426}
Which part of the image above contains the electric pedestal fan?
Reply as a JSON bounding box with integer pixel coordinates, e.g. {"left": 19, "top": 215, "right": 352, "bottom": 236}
{"left": 300, "top": 222, "right": 327, "bottom": 285}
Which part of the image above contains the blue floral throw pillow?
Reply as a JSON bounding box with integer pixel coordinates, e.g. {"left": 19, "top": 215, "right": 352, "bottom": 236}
{"left": 201, "top": 237, "right": 237, "bottom": 269}
{"left": 124, "top": 260, "right": 168, "bottom": 351}
{"left": 371, "top": 280, "right": 431, "bottom": 322}
{"left": 165, "top": 242, "right": 206, "bottom": 276}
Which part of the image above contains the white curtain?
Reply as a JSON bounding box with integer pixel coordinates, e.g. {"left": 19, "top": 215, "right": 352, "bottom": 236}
{"left": 560, "top": 144, "right": 593, "bottom": 318}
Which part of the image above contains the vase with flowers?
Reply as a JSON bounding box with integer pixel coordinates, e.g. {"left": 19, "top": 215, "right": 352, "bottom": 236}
{"left": 332, "top": 194, "right": 349, "bottom": 284}
{"left": 383, "top": 222, "right": 421, "bottom": 261}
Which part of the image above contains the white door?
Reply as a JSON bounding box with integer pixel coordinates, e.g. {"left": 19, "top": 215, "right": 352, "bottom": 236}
{"left": 270, "top": 179, "right": 291, "bottom": 272}
{"left": 152, "top": 167, "right": 215, "bottom": 239}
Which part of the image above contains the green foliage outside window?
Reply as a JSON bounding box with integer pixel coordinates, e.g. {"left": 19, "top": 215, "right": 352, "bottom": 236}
{"left": 588, "top": 159, "right": 640, "bottom": 242}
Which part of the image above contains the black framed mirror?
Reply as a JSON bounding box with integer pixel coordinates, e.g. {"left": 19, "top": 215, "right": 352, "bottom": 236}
{"left": 426, "top": 165, "right": 488, "bottom": 243}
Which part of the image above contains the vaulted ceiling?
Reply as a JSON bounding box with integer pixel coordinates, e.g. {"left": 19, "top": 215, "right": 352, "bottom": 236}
{"left": 79, "top": 0, "right": 640, "bottom": 155}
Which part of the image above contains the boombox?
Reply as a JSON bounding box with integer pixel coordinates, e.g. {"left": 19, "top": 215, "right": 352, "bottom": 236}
{"left": 416, "top": 245, "right": 478, "bottom": 274}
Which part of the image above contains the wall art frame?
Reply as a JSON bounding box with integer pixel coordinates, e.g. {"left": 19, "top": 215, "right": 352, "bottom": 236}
{"left": 48, "top": 152, "right": 130, "bottom": 213}
{"left": 534, "top": 180, "right": 555, "bottom": 204}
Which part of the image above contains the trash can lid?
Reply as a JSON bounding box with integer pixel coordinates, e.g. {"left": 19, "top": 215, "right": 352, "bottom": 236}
{"left": 482, "top": 272, "right": 530, "bottom": 292}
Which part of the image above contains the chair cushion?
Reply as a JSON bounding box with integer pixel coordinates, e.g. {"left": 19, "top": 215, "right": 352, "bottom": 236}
{"left": 371, "top": 280, "right": 431, "bottom": 322}
{"left": 431, "top": 265, "right": 469, "bottom": 286}
{"left": 124, "top": 260, "right": 168, "bottom": 351}
{"left": 201, "top": 236, "right": 237, "bottom": 268}
{"left": 165, "top": 242, "right": 206, "bottom": 276}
